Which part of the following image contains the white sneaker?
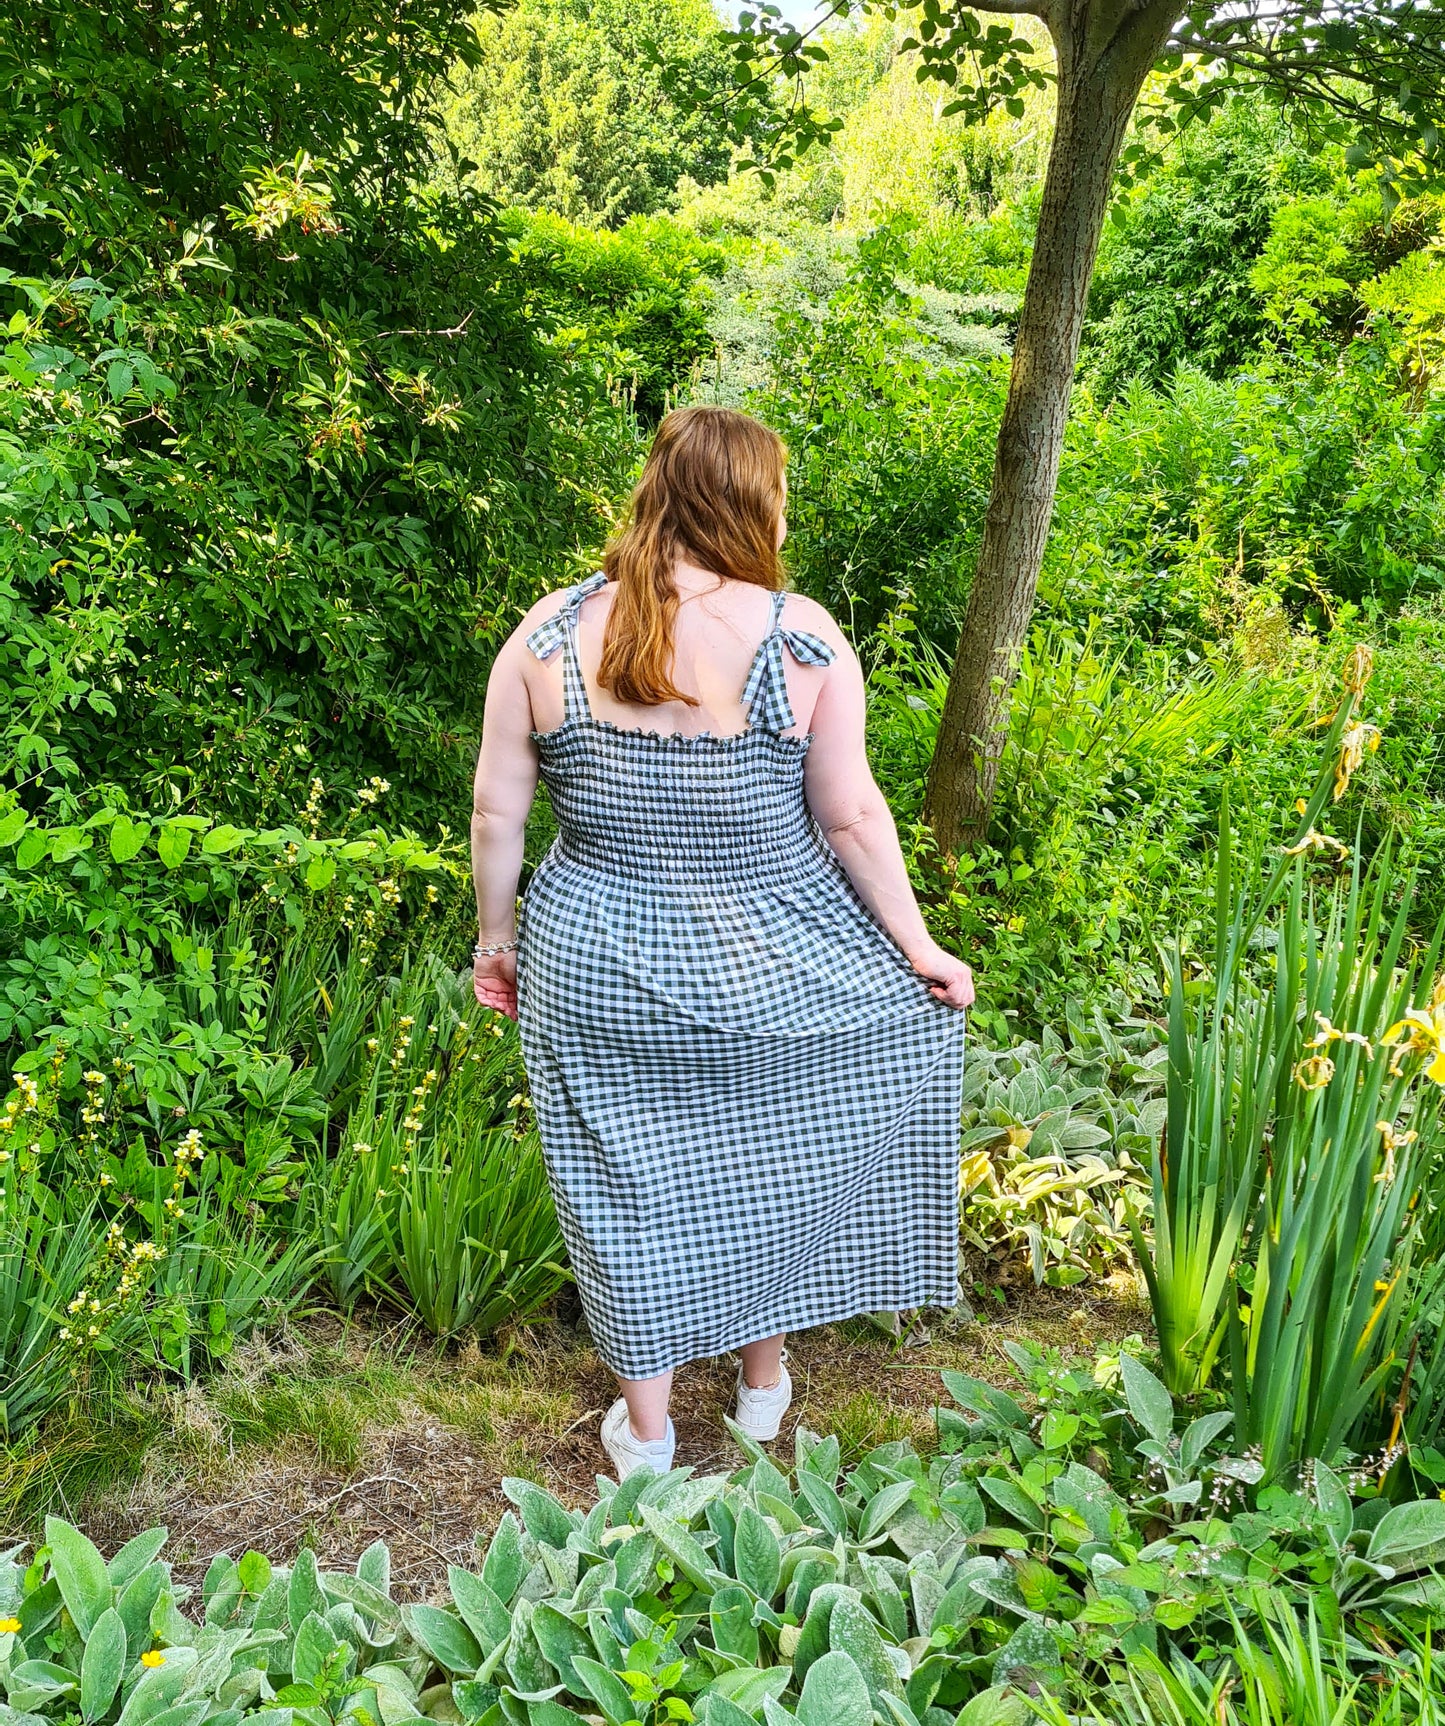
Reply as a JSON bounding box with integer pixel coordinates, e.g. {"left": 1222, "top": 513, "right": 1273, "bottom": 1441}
{"left": 732, "top": 1358, "right": 793, "bottom": 1443}
{"left": 601, "top": 1398, "right": 676, "bottom": 1480}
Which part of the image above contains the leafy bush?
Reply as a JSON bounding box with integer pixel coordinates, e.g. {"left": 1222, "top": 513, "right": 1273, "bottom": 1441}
{"left": 437, "top": 0, "right": 748, "bottom": 225}
{"left": 959, "top": 1012, "right": 1166, "bottom": 1289}
{"left": 500, "top": 211, "right": 724, "bottom": 421}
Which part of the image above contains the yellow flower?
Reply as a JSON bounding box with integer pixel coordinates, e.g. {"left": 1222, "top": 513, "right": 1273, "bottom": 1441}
{"left": 141, "top": 1651, "right": 166, "bottom": 1668}
{"left": 1333, "top": 721, "right": 1381, "bottom": 802}
{"left": 1294, "top": 1053, "right": 1336, "bottom": 1091}
{"left": 1283, "top": 829, "right": 1351, "bottom": 862}
{"left": 1381, "top": 982, "right": 1445, "bottom": 1084}
{"left": 1341, "top": 644, "right": 1374, "bottom": 695}
{"left": 1305, "top": 1012, "right": 1373, "bottom": 1056}
{"left": 0, "top": 1617, "right": 20, "bottom": 1633}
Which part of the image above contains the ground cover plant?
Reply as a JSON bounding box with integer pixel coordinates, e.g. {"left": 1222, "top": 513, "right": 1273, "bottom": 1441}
{"left": 9, "top": 1355, "right": 1445, "bottom": 1726}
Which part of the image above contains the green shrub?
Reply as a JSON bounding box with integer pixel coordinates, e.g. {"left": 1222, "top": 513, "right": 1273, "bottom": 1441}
{"left": 959, "top": 1012, "right": 1165, "bottom": 1289}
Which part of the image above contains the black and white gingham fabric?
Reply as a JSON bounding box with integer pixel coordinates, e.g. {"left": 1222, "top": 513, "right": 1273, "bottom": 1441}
{"left": 515, "top": 573, "right": 964, "bottom": 1380}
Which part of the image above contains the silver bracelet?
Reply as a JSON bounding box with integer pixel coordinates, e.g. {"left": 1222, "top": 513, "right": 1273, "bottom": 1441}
{"left": 473, "top": 939, "right": 519, "bottom": 960}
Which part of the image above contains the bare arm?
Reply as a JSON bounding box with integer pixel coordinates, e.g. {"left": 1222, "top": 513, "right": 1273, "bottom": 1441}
{"left": 803, "top": 630, "right": 974, "bottom": 1010}
{"left": 470, "top": 627, "right": 542, "bottom": 1018}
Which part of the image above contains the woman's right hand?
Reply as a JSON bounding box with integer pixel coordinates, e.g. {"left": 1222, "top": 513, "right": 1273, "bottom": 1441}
{"left": 473, "top": 951, "right": 519, "bottom": 1020}
{"left": 908, "top": 942, "right": 974, "bottom": 1010}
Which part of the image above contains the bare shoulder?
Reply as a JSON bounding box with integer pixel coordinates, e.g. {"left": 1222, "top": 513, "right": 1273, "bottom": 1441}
{"left": 508, "top": 577, "right": 612, "bottom": 653}
{"left": 782, "top": 592, "right": 854, "bottom": 661}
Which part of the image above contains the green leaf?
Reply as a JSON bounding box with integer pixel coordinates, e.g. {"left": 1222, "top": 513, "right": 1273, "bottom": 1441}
{"left": 1367, "top": 1500, "right": 1445, "bottom": 1572}
{"left": 15, "top": 829, "right": 48, "bottom": 870}
{"left": 955, "top": 1687, "right": 1032, "bottom": 1726}
{"left": 449, "top": 1567, "right": 511, "bottom": 1653}
{"left": 827, "top": 1596, "right": 898, "bottom": 1705}
{"left": 639, "top": 1505, "right": 717, "bottom": 1593}
{"left": 1118, "top": 1355, "right": 1174, "bottom": 1445}
{"left": 45, "top": 1518, "right": 114, "bottom": 1638}
{"left": 709, "top": 1585, "right": 760, "bottom": 1665}
{"left": 156, "top": 824, "right": 193, "bottom": 870}
{"left": 107, "top": 1529, "right": 168, "bottom": 1588}
{"left": 294, "top": 1612, "right": 341, "bottom": 1685}
{"left": 201, "top": 825, "right": 247, "bottom": 855}
{"left": 357, "top": 1541, "right": 390, "bottom": 1594}
{"left": 482, "top": 1514, "right": 526, "bottom": 1605}
{"left": 504, "top": 1481, "right": 579, "bottom": 1550}
{"left": 288, "top": 1549, "right": 329, "bottom": 1631}
{"left": 858, "top": 1481, "right": 915, "bottom": 1544}
{"left": 305, "top": 852, "right": 337, "bottom": 890}
{"left": 109, "top": 817, "right": 151, "bottom": 863}
{"left": 571, "top": 1656, "right": 633, "bottom": 1726}
{"left": 407, "top": 1604, "right": 483, "bottom": 1674}
{"left": 732, "top": 1506, "right": 781, "bottom": 1602}
{"left": 238, "top": 1551, "right": 272, "bottom": 1596}
{"left": 797, "top": 1653, "right": 870, "bottom": 1726}
{"left": 529, "top": 1603, "right": 593, "bottom": 1689}
{"left": 707, "top": 1667, "right": 791, "bottom": 1717}
{"left": 80, "top": 1607, "right": 127, "bottom": 1723}
{"left": 1039, "top": 1410, "right": 1079, "bottom": 1452}
{"left": 0, "top": 808, "right": 27, "bottom": 848}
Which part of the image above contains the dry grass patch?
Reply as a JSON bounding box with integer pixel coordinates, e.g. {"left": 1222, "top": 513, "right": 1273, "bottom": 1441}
{"left": 20, "top": 1282, "right": 1151, "bottom": 1595}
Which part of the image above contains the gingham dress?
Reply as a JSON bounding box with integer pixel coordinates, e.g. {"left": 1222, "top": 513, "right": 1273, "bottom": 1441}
{"left": 516, "top": 572, "right": 964, "bottom": 1380}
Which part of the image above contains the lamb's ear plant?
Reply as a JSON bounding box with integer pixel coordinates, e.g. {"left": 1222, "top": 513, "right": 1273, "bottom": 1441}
{"left": 1135, "top": 650, "right": 1445, "bottom": 1478}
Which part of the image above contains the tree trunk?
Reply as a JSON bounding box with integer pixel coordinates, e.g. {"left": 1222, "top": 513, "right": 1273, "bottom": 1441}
{"left": 922, "top": 0, "right": 1180, "bottom": 856}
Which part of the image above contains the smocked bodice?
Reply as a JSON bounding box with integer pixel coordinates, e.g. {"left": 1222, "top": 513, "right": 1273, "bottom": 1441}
{"left": 526, "top": 574, "right": 836, "bottom": 891}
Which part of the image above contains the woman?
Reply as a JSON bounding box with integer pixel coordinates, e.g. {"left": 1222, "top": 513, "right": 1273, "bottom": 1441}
{"left": 471, "top": 405, "right": 973, "bottom": 1479}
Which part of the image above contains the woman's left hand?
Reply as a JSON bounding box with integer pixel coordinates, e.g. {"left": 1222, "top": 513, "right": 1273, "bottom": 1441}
{"left": 474, "top": 951, "right": 518, "bottom": 1019}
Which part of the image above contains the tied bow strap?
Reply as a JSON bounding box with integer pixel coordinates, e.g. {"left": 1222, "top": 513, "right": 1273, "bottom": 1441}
{"left": 743, "top": 623, "right": 836, "bottom": 733}
{"left": 525, "top": 570, "right": 609, "bottom": 661}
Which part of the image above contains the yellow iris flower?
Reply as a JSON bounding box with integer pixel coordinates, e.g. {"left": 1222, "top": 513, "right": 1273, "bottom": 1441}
{"left": 1381, "top": 981, "right": 1445, "bottom": 1085}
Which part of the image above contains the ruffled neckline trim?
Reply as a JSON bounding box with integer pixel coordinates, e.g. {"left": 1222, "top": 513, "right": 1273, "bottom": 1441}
{"left": 531, "top": 715, "right": 813, "bottom": 752}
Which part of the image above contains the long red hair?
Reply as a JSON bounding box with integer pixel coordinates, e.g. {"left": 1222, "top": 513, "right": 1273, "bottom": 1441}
{"left": 599, "top": 406, "right": 787, "bottom": 707}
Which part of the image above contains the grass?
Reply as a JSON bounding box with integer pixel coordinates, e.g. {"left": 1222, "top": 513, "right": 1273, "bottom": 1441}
{"left": 0, "top": 1283, "right": 1150, "bottom": 1593}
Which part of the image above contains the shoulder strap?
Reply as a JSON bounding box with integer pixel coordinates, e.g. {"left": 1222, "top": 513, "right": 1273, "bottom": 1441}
{"left": 525, "top": 571, "right": 608, "bottom": 721}
{"left": 742, "top": 591, "right": 836, "bottom": 733}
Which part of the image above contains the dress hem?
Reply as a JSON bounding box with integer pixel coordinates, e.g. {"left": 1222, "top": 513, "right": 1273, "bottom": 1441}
{"left": 583, "top": 1278, "right": 963, "bottom": 1382}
